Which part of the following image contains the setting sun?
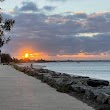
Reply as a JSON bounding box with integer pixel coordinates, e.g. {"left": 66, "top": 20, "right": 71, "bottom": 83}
{"left": 25, "top": 53, "right": 29, "bottom": 58}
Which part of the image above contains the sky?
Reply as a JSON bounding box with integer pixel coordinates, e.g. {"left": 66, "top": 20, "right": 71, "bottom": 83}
{"left": 1, "top": 0, "right": 110, "bottom": 60}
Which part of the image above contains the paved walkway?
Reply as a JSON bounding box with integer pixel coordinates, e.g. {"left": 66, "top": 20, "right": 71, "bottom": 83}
{"left": 0, "top": 65, "right": 94, "bottom": 110}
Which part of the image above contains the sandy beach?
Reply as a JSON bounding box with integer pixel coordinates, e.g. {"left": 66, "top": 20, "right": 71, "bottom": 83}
{"left": 0, "top": 65, "right": 94, "bottom": 110}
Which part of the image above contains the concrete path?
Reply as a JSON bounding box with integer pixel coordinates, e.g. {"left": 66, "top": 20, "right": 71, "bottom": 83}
{"left": 0, "top": 65, "right": 94, "bottom": 110}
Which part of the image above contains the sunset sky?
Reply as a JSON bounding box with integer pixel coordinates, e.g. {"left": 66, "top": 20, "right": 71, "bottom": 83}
{"left": 1, "top": 0, "right": 110, "bottom": 60}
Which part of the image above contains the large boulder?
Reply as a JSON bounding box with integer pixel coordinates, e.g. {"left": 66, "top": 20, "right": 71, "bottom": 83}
{"left": 87, "top": 79, "right": 109, "bottom": 87}
{"left": 72, "top": 76, "right": 89, "bottom": 79}
{"left": 85, "top": 86, "right": 110, "bottom": 99}
{"left": 71, "top": 83, "right": 92, "bottom": 93}
{"left": 97, "top": 92, "right": 110, "bottom": 104}
{"left": 65, "top": 77, "right": 77, "bottom": 85}
{"left": 65, "top": 77, "right": 90, "bottom": 86}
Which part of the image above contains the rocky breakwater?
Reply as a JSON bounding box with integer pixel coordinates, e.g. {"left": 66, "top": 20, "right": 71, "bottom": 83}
{"left": 13, "top": 64, "right": 110, "bottom": 109}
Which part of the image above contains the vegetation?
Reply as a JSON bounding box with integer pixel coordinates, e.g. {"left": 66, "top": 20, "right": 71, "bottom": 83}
{"left": 0, "top": 0, "right": 15, "bottom": 62}
{"left": 1, "top": 53, "right": 12, "bottom": 63}
{"left": 0, "top": 8, "right": 15, "bottom": 47}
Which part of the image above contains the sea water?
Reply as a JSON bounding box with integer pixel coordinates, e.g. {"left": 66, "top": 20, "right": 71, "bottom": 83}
{"left": 33, "top": 62, "right": 110, "bottom": 80}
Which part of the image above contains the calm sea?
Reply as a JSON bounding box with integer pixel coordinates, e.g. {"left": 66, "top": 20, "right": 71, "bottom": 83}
{"left": 32, "top": 62, "right": 110, "bottom": 80}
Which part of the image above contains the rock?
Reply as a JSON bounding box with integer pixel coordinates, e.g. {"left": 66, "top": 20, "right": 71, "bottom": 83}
{"left": 43, "top": 74, "right": 52, "bottom": 78}
{"left": 36, "top": 69, "right": 51, "bottom": 73}
{"left": 55, "top": 78, "right": 65, "bottom": 86}
{"left": 72, "top": 76, "right": 89, "bottom": 79}
{"left": 45, "top": 78, "right": 57, "bottom": 87}
{"left": 51, "top": 73, "right": 61, "bottom": 78}
{"left": 62, "top": 73, "right": 71, "bottom": 77}
{"left": 87, "top": 79, "right": 109, "bottom": 87}
{"left": 85, "top": 88, "right": 101, "bottom": 98}
{"left": 97, "top": 105, "right": 110, "bottom": 110}
{"left": 72, "top": 85, "right": 83, "bottom": 93}
{"left": 33, "top": 71, "right": 39, "bottom": 76}
{"left": 71, "top": 84, "right": 92, "bottom": 93}
{"left": 97, "top": 92, "right": 110, "bottom": 104}
{"left": 65, "top": 78, "right": 77, "bottom": 85}
{"left": 66, "top": 77, "right": 90, "bottom": 86}
{"left": 85, "top": 86, "right": 110, "bottom": 99}
{"left": 108, "top": 97, "right": 110, "bottom": 105}
{"left": 56, "top": 84, "right": 72, "bottom": 93}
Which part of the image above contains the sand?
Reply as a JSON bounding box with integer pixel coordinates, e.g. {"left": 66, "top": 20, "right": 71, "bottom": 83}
{"left": 0, "top": 65, "right": 94, "bottom": 110}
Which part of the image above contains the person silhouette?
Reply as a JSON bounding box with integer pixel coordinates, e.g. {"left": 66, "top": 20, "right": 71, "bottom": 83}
{"left": 30, "top": 63, "right": 33, "bottom": 69}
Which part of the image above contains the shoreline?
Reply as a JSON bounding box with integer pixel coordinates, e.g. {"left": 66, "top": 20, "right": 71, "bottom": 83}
{"left": 13, "top": 64, "right": 110, "bottom": 110}
{"left": 21, "top": 62, "right": 110, "bottom": 81}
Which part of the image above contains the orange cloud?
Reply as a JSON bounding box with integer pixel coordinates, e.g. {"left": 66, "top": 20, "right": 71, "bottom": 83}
{"left": 9, "top": 9, "right": 14, "bottom": 13}
{"left": 57, "top": 52, "right": 110, "bottom": 60}
{"left": 16, "top": 48, "right": 110, "bottom": 60}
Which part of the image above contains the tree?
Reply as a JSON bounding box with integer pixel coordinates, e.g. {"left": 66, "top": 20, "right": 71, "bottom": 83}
{"left": 1, "top": 53, "right": 12, "bottom": 63}
{"left": 0, "top": 0, "right": 15, "bottom": 63}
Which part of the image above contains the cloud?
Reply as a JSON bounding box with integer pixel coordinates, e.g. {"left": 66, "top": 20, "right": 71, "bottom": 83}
{"left": 2, "top": 6, "right": 110, "bottom": 59}
{"left": 21, "top": 1, "right": 39, "bottom": 12}
{"left": 14, "top": 1, "right": 39, "bottom": 13}
{"left": 47, "top": 0, "right": 67, "bottom": 2}
{"left": 43, "top": 6, "right": 56, "bottom": 11}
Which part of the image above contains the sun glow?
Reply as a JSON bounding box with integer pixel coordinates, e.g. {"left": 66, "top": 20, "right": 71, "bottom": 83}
{"left": 22, "top": 52, "right": 42, "bottom": 59}
{"left": 18, "top": 51, "right": 110, "bottom": 60}
{"left": 25, "top": 53, "right": 29, "bottom": 58}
